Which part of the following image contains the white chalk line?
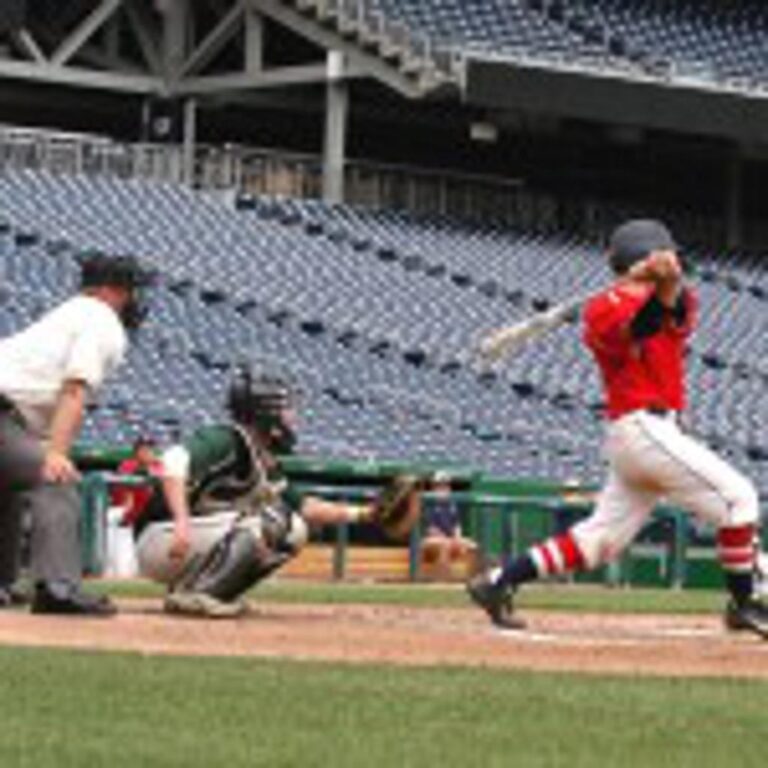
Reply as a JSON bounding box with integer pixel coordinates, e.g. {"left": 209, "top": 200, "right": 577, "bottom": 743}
{"left": 489, "top": 625, "right": 729, "bottom": 648}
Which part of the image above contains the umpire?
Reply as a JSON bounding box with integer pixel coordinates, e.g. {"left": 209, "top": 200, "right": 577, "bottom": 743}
{"left": 0, "top": 253, "right": 152, "bottom": 616}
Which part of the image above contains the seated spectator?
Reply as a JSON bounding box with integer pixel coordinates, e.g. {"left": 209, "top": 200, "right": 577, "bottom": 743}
{"left": 111, "top": 436, "right": 163, "bottom": 526}
{"left": 420, "top": 471, "right": 478, "bottom": 580}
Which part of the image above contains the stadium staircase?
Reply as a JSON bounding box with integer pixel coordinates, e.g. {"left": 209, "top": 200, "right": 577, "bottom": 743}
{"left": 268, "top": 0, "right": 460, "bottom": 95}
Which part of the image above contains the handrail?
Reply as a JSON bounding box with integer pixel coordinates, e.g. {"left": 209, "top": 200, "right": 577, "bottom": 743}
{"left": 0, "top": 122, "right": 721, "bottom": 239}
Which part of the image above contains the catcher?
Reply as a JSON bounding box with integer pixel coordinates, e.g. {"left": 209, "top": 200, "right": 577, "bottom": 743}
{"left": 133, "top": 366, "right": 422, "bottom": 617}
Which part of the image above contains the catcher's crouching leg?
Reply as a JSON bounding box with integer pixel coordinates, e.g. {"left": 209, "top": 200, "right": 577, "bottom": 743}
{"left": 166, "top": 514, "right": 308, "bottom": 618}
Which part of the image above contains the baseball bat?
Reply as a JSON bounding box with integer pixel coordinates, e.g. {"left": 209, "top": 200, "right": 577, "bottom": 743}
{"left": 474, "top": 293, "right": 591, "bottom": 365}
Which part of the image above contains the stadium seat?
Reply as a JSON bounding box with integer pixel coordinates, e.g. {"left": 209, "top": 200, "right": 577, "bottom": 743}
{"left": 0, "top": 168, "right": 766, "bottom": 492}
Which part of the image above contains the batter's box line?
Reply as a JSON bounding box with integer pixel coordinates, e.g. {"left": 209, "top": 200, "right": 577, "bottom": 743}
{"left": 489, "top": 626, "right": 725, "bottom": 647}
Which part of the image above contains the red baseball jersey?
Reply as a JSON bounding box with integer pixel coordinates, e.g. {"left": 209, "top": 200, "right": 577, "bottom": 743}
{"left": 111, "top": 458, "right": 164, "bottom": 525}
{"left": 583, "top": 284, "right": 697, "bottom": 420}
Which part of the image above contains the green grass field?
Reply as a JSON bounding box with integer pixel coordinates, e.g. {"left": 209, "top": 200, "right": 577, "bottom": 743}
{"left": 2, "top": 580, "right": 755, "bottom": 767}
{"left": 94, "top": 577, "right": 726, "bottom": 615}
{"left": 1, "top": 646, "right": 766, "bottom": 768}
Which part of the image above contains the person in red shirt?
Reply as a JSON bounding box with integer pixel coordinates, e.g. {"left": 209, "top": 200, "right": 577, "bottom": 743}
{"left": 468, "top": 219, "right": 768, "bottom": 638}
{"left": 112, "top": 436, "right": 163, "bottom": 526}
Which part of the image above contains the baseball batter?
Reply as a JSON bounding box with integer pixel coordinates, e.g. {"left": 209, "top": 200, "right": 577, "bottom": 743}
{"left": 134, "top": 367, "right": 421, "bottom": 617}
{"left": 468, "top": 219, "right": 768, "bottom": 638}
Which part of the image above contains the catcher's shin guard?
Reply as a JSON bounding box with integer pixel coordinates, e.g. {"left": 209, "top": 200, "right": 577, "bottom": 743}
{"left": 175, "top": 525, "right": 289, "bottom": 602}
{"left": 262, "top": 504, "right": 308, "bottom": 554}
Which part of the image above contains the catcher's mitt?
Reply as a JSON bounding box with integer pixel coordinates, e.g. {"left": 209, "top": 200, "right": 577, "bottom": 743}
{"left": 371, "top": 474, "right": 423, "bottom": 541}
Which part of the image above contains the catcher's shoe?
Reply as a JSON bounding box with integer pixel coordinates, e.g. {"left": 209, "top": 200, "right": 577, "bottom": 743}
{"left": 724, "top": 598, "right": 768, "bottom": 639}
{"left": 164, "top": 591, "right": 247, "bottom": 619}
{"left": 0, "top": 583, "right": 29, "bottom": 608}
{"left": 466, "top": 572, "right": 526, "bottom": 630}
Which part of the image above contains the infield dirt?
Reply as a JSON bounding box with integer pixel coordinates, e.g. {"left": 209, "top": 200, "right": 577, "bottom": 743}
{"left": 0, "top": 600, "right": 766, "bottom": 678}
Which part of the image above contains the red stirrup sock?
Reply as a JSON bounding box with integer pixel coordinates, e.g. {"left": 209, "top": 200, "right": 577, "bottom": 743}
{"left": 494, "top": 532, "right": 587, "bottom": 589}
{"left": 718, "top": 524, "right": 757, "bottom": 605}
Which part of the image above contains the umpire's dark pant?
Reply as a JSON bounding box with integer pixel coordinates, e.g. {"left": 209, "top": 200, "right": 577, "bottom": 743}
{"left": 0, "top": 408, "right": 82, "bottom": 586}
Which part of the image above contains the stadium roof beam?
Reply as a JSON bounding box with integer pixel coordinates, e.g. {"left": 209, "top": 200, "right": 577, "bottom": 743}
{"left": 0, "top": 60, "right": 158, "bottom": 94}
{"left": 174, "top": 63, "right": 333, "bottom": 95}
{"left": 322, "top": 51, "right": 348, "bottom": 204}
{"left": 0, "top": 0, "right": 162, "bottom": 93}
{"left": 178, "top": 1, "right": 246, "bottom": 78}
{"left": 124, "top": 0, "right": 164, "bottom": 76}
{"left": 12, "top": 30, "right": 47, "bottom": 65}
{"left": 161, "top": 0, "right": 190, "bottom": 81}
{"left": 50, "top": 0, "right": 124, "bottom": 68}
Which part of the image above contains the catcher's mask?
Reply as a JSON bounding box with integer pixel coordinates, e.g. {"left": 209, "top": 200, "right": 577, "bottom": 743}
{"left": 607, "top": 219, "right": 677, "bottom": 275}
{"left": 227, "top": 366, "right": 298, "bottom": 454}
{"left": 80, "top": 253, "right": 156, "bottom": 330}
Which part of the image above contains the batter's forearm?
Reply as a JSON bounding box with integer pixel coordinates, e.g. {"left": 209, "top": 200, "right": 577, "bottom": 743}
{"left": 48, "top": 380, "right": 86, "bottom": 455}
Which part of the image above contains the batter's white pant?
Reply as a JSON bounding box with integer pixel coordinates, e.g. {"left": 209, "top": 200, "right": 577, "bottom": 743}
{"left": 136, "top": 512, "right": 240, "bottom": 585}
{"left": 573, "top": 411, "right": 759, "bottom": 569}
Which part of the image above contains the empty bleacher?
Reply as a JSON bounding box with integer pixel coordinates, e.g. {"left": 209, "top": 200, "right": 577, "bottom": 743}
{"left": 0, "top": 169, "right": 766, "bottom": 494}
{"left": 371, "top": 0, "right": 768, "bottom": 89}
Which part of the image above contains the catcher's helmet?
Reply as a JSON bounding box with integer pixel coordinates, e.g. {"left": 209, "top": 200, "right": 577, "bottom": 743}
{"left": 228, "top": 365, "right": 297, "bottom": 454}
{"left": 607, "top": 219, "right": 677, "bottom": 275}
{"left": 79, "top": 253, "right": 155, "bottom": 329}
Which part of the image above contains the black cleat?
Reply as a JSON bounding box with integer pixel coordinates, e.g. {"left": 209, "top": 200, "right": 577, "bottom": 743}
{"left": 724, "top": 598, "right": 768, "bottom": 640}
{"left": 31, "top": 582, "right": 117, "bottom": 617}
{"left": 466, "top": 572, "right": 526, "bottom": 630}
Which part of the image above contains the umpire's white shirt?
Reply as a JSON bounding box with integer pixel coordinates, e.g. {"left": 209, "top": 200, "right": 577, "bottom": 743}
{"left": 0, "top": 295, "right": 127, "bottom": 437}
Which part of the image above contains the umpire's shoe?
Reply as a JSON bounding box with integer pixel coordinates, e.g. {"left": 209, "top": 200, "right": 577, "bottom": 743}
{"left": 0, "top": 583, "right": 29, "bottom": 608}
{"left": 466, "top": 572, "right": 526, "bottom": 630}
{"left": 724, "top": 597, "right": 768, "bottom": 640}
{"left": 31, "top": 581, "right": 117, "bottom": 617}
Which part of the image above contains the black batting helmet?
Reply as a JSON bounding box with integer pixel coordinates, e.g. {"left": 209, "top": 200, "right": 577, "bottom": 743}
{"left": 607, "top": 219, "right": 677, "bottom": 275}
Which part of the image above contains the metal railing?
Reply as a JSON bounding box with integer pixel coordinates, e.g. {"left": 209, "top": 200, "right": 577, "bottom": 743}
{"left": 0, "top": 124, "right": 729, "bottom": 245}
{"left": 80, "top": 472, "right": 714, "bottom": 587}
